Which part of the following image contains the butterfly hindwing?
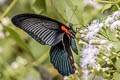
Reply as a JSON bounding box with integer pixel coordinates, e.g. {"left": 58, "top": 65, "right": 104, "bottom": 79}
{"left": 63, "top": 34, "right": 76, "bottom": 70}
{"left": 70, "top": 38, "right": 78, "bottom": 55}
{"left": 11, "top": 13, "right": 65, "bottom": 46}
{"left": 50, "top": 34, "right": 75, "bottom": 76}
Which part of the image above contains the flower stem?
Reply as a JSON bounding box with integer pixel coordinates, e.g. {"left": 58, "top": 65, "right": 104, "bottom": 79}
{"left": 0, "top": 0, "right": 16, "bottom": 20}
{"left": 114, "top": 0, "right": 120, "bottom": 9}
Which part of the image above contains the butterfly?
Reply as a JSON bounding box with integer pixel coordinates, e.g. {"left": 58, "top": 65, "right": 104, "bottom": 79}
{"left": 11, "top": 13, "right": 78, "bottom": 76}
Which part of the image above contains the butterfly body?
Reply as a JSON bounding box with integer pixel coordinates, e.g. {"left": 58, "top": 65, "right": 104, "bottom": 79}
{"left": 11, "top": 13, "right": 78, "bottom": 76}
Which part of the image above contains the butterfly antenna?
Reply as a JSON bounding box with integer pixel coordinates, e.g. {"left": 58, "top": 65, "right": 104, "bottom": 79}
{"left": 64, "top": 9, "right": 69, "bottom": 24}
{"left": 64, "top": 9, "right": 67, "bottom": 19}
{"left": 50, "top": 0, "right": 68, "bottom": 23}
{"left": 69, "top": 6, "right": 77, "bottom": 24}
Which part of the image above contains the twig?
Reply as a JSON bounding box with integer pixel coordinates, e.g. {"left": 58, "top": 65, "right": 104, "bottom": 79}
{"left": 0, "top": 0, "right": 16, "bottom": 20}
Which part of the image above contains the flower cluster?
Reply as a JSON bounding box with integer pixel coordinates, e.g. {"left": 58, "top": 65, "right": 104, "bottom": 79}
{"left": 0, "top": 17, "right": 10, "bottom": 39}
{"left": 105, "top": 9, "right": 120, "bottom": 31}
{"left": 81, "top": 45, "right": 99, "bottom": 69}
{"left": 84, "top": 20, "right": 104, "bottom": 40}
{"left": 11, "top": 56, "right": 27, "bottom": 69}
{"left": 79, "top": 9, "right": 120, "bottom": 80}
{"left": 0, "top": 17, "right": 11, "bottom": 55}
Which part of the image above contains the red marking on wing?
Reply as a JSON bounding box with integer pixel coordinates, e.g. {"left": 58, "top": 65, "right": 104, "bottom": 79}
{"left": 70, "top": 56, "right": 73, "bottom": 60}
{"left": 69, "top": 56, "right": 75, "bottom": 69}
{"left": 61, "top": 26, "right": 70, "bottom": 39}
{"left": 72, "top": 64, "right": 75, "bottom": 68}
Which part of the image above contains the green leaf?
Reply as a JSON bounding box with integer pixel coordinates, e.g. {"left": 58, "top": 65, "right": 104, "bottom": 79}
{"left": 83, "top": 5, "right": 100, "bottom": 25}
{"left": 32, "top": 0, "right": 46, "bottom": 13}
{"left": 65, "top": 0, "right": 84, "bottom": 24}
{"left": 113, "top": 72, "right": 120, "bottom": 80}
{"left": 26, "top": 68, "right": 42, "bottom": 80}
{"left": 106, "top": 27, "right": 118, "bottom": 41}
{"left": 115, "top": 58, "right": 120, "bottom": 70}
{"left": 28, "top": 38, "right": 49, "bottom": 58}
{"left": 5, "top": 27, "right": 34, "bottom": 59}
{"left": 101, "top": 4, "right": 112, "bottom": 13}
{"left": 0, "top": 38, "right": 14, "bottom": 62}
{"left": 51, "top": 0, "right": 84, "bottom": 26}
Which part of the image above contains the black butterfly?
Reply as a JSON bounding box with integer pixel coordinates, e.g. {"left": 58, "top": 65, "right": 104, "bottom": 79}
{"left": 11, "top": 13, "right": 78, "bottom": 76}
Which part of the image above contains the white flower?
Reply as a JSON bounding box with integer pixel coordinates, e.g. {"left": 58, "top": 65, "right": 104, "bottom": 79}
{"left": 1, "top": 17, "right": 10, "bottom": 26}
{"left": 110, "top": 20, "right": 120, "bottom": 30}
{"left": 106, "top": 61, "right": 110, "bottom": 64}
{"left": 81, "top": 69, "right": 89, "bottom": 80}
{"left": 105, "top": 58, "right": 109, "bottom": 61}
{"left": 99, "top": 23, "right": 104, "bottom": 28}
{"left": 75, "top": 70, "right": 78, "bottom": 73}
{"left": 79, "top": 30, "right": 85, "bottom": 33}
{"left": 64, "top": 76, "right": 68, "bottom": 80}
{"left": 102, "top": 67, "right": 109, "bottom": 72}
{"left": 102, "top": 56, "right": 107, "bottom": 60}
{"left": 102, "top": 68, "right": 106, "bottom": 72}
{"left": 84, "top": 29, "right": 88, "bottom": 32}
{"left": 88, "top": 24, "right": 97, "bottom": 31}
{"left": 106, "top": 43, "right": 114, "bottom": 52}
{"left": 84, "top": 20, "right": 104, "bottom": 39}
{"left": 105, "top": 67, "right": 109, "bottom": 71}
{"left": 81, "top": 34, "right": 85, "bottom": 37}
{"left": 105, "top": 16, "right": 114, "bottom": 27}
{"left": 99, "top": 40, "right": 108, "bottom": 44}
{"left": 11, "top": 62, "right": 19, "bottom": 69}
{"left": 112, "top": 10, "right": 120, "bottom": 20}
{"left": 16, "top": 56, "right": 27, "bottom": 65}
{"left": 81, "top": 45, "right": 99, "bottom": 69}
{"left": 94, "top": 64, "right": 101, "bottom": 71}
{"left": 11, "top": 56, "right": 27, "bottom": 69}
{"left": 116, "top": 34, "right": 119, "bottom": 38}
{"left": 105, "top": 10, "right": 120, "bottom": 31}
{"left": 89, "top": 39, "right": 108, "bottom": 44}
{"left": 83, "top": 69, "right": 89, "bottom": 76}
{"left": 85, "top": 31, "right": 96, "bottom": 39}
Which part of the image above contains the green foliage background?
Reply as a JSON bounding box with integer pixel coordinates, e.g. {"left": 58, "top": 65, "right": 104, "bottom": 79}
{"left": 0, "top": 0, "right": 120, "bottom": 80}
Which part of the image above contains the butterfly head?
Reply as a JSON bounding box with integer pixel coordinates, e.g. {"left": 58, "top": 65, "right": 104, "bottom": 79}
{"left": 69, "top": 23, "right": 76, "bottom": 39}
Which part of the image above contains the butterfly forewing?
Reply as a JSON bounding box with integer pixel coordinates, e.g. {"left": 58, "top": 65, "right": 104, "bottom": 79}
{"left": 11, "top": 13, "right": 65, "bottom": 46}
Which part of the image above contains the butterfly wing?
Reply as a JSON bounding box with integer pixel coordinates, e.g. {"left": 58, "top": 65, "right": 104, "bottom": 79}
{"left": 11, "top": 13, "right": 65, "bottom": 46}
{"left": 50, "top": 34, "right": 75, "bottom": 76}
{"left": 70, "top": 38, "right": 78, "bottom": 55}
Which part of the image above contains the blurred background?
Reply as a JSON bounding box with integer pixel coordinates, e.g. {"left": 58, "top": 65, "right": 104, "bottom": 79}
{"left": 0, "top": 0, "right": 119, "bottom": 80}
